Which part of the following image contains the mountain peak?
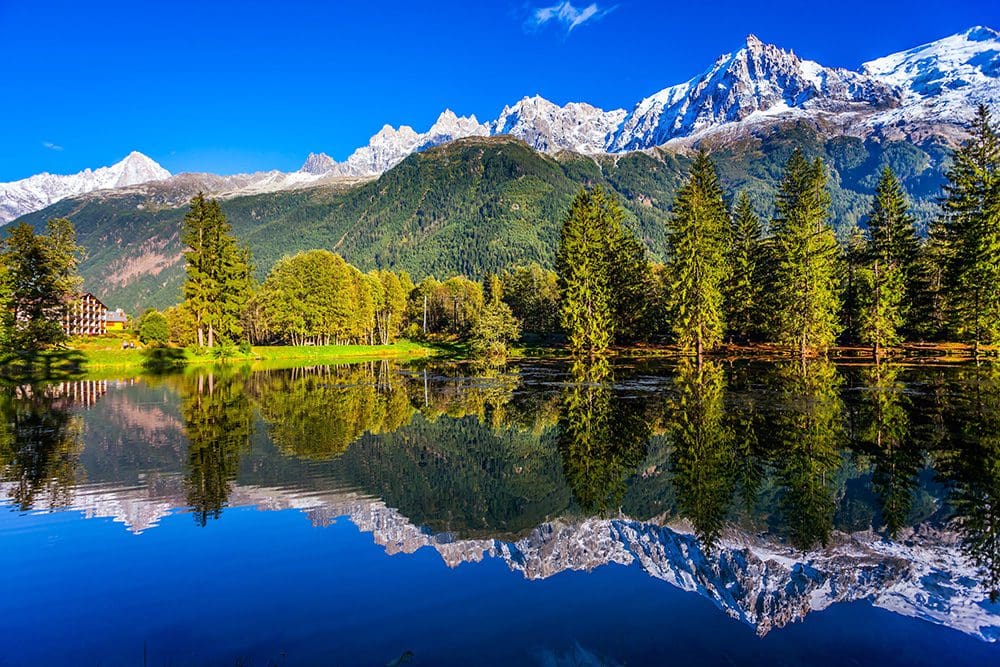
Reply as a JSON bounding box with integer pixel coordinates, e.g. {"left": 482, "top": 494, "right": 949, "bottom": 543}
{"left": 861, "top": 25, "right": 1000, "bottom": 118}
{"left": 0, "top": 152, "right": 171, "bottom": 224}
{"left": 300, "top": 152, "right": 336, "bottom": 175}
{"left": 965, "top": 25, "right": 999, "bottom": 42}
{"left": 436, "top": 108, "right": 459, "bottom": 123}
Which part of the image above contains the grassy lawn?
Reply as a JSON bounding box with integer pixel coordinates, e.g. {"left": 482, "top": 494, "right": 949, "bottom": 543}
{"left": 68, "top": 334, "right": 440, "bottom": 371}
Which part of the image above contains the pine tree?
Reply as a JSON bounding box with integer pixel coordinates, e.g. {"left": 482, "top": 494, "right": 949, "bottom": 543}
{"left": 608, "top": 221, "right": 652, "bottom": 344}
{"left": 939, "top": 105, "right": 1000, "bottom": 353}
{"left": 181, "top": 193, "right": 252, "bottom": 347}
{"left": 910, "top": 225, "right": 951, "bottom": 341}
{"left": 666, "top": 151, "right": 728, "bottom": 356}
{"left": 842, "top": 225, "right": 868, "bottom": 344}
{"left": 557, "top": 188, "right": 617, "bottom": 356}
{"left": 769, "top": 150, "right": 843, "bottom": 356}
{"left": 724, "top": 192, "right": 764, "bottom": 343}
{"left": 868, "top": 167, "right": 920, "bottom": 278}
{"left": 857, "top": 167, "right": 919, "bottom": 355}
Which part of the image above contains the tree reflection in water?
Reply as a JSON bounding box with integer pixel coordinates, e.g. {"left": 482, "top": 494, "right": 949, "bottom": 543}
{"left": 179, "top": 369, "right": 254, "bottom": 526}
{"left": 765, "top": 358, "right": 844, "bottom": 551}
{"left": 557, "top": 357, "right": 649, "bottom": 514}
{"left": 4, "top": 357, "right": 1000, "bottom": 605}
{"left": 0, "top": 383, "right": 85, "bottom": 511}
{"left": 668, "top": 358, "right": 734, "bottom": 550}
{"left": 939, "top": 363, "right": 1000, "bottom": 603}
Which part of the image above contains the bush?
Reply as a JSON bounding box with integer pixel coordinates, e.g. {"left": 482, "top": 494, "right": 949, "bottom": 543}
{"left": 137, "top": 309, "right": 170, "bottom": 345}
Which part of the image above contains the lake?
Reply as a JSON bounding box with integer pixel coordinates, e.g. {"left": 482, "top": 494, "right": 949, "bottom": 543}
{"left": 1, "top": 358, "right": 999, "bottom": 666}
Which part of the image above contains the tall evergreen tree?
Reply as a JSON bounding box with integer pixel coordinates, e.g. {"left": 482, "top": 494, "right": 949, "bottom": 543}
{"left": 856, "top": 167, "right": 920, "bottom": 355}
{"left": 910, "top": 225, "right": 951, "bottom": 342}
{"left": 557, "top": 188, "right": 617, "bottom": 356}
{"left": 868, "top": 167, "right": 920, "bottom": 277}
{"left": 842, "top": 226, "right": 868, "bottom": 344}
{"left": 608, "top": 220, "right": 652, "bottom": 344}
{"left": 666, "top": 151, "right": 728, "bottom": 355}
{"left": 769, "top": 150, "right": 842, "bottom": 356}
{"left": 181, "top": 193, "right": 252, "bottom": 347}
{"left": 724, "top": 192, "right": 764, "bottom": 343}
{"left": 938, "top": 105, "right": 1000, "bottom": 353}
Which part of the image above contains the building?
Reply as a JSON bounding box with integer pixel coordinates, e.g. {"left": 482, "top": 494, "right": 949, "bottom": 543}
{"left": 63, "top": 293, "right": 107, "bottom": 337}
{"left": 105, "top": 308, "right": 128, "bottom": 332}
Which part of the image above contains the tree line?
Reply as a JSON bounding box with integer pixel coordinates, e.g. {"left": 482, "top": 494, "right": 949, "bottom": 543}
{"left": 558, "top": 104, "right": 1000, "bottom": 357}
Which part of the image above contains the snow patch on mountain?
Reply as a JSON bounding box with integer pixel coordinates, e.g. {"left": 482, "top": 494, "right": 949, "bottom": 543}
{"left": 0, "top": 151, "right": 170, "bottom": 224}
{"left": 863, "top": 26, "right": 1000, "bottom": 128}
{"left": 7, "top": 26, "right": 999, "bottom": 219}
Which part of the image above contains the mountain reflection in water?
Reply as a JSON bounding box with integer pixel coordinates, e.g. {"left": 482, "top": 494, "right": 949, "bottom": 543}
{"left": 2, "top": 358, "right": 1000, "bottom": 643}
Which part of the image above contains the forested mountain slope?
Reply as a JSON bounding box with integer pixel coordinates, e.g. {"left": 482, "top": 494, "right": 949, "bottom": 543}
{"left": 18, "top": 125, "right": 949, "bottom": 311}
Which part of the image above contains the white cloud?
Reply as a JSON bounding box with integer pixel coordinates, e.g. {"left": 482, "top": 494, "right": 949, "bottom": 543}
{"left": 42, "top": 141, "right": 64, "bottom": 151}
{"left": 527, "top": 2, "right": 614, "bottom": 34}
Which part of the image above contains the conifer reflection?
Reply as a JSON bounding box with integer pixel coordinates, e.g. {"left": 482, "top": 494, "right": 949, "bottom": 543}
{"left": 0, "top": 385, "right": 84, "bottom": 510}
{"left": 725, "top": 363, "right": 765, "bottom": 518}
{"left": 180, "top": 369, "right": 254, "bottom": 526}
{"left": 940, "top": 363, "right": 1000, "bottom": 602}
{"left": 558, "top": 358, "right": 649, "bottom": 513}
{"left": 766, "top": 359, "right": 844, "bottom": 550}
{"left": 668, "top": 358, "right": 735, "bottom": 548}
{"left": 857, "top": 363, "right": 922, "bottom": 537}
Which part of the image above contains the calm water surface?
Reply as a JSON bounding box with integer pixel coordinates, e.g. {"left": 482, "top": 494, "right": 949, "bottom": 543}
{"left": 2, "top": 358, "right": 1000, "bottom": 666}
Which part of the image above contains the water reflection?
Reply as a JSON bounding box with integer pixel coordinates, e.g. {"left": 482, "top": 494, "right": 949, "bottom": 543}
{"left": 0, "top": 382, "right": 86, "bottom": 510}
{"left": 2, "top": 359, "right": 1000, "bottom": 638}
{"left": 179, "top": 369, "right": 254, "bottom": 526}
{"left": 558, "top": 357, "right": 649, "bottom": 514}
{"left": 253, "top": 364, "right": 415, "bottom": 460}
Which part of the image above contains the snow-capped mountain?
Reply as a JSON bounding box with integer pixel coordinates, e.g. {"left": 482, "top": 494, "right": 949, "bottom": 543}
{"left": 0, "top": 151, "right": 170, "bottom": 224}
{"left": 863, "top": 26, "right": 1000, "bottom": 129}
{"left": 491, "top": 95, "right": 628, "bottom": 154}
{"left": 609, "top": 34, "right": 898, "bottom": 150}
{"left": 300, "top": 109, "right": 489, "bottom": 178}
{"left": 297, "top": 26, "right": 997, "bottom": 177}
{"left": 5, "top": 27, "right": 997, "bottom": 221}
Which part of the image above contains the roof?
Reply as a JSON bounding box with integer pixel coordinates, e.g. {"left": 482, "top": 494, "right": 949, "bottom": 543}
{"left": 78, "top": 292, "right": 108, "bottom": 309}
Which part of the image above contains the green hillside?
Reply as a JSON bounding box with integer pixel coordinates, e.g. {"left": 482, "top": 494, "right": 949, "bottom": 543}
{"left": 16, "top": 125, "right": 950, "bottom": 313}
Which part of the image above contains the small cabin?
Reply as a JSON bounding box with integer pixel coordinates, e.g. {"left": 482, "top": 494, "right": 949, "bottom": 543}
{"left": 105, "top": 308, "right": 128, "bottom": 332}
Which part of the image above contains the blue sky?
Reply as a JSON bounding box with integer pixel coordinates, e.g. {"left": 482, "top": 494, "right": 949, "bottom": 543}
{"left": 1, "top": 0, "right": 997, "bottom": 180}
